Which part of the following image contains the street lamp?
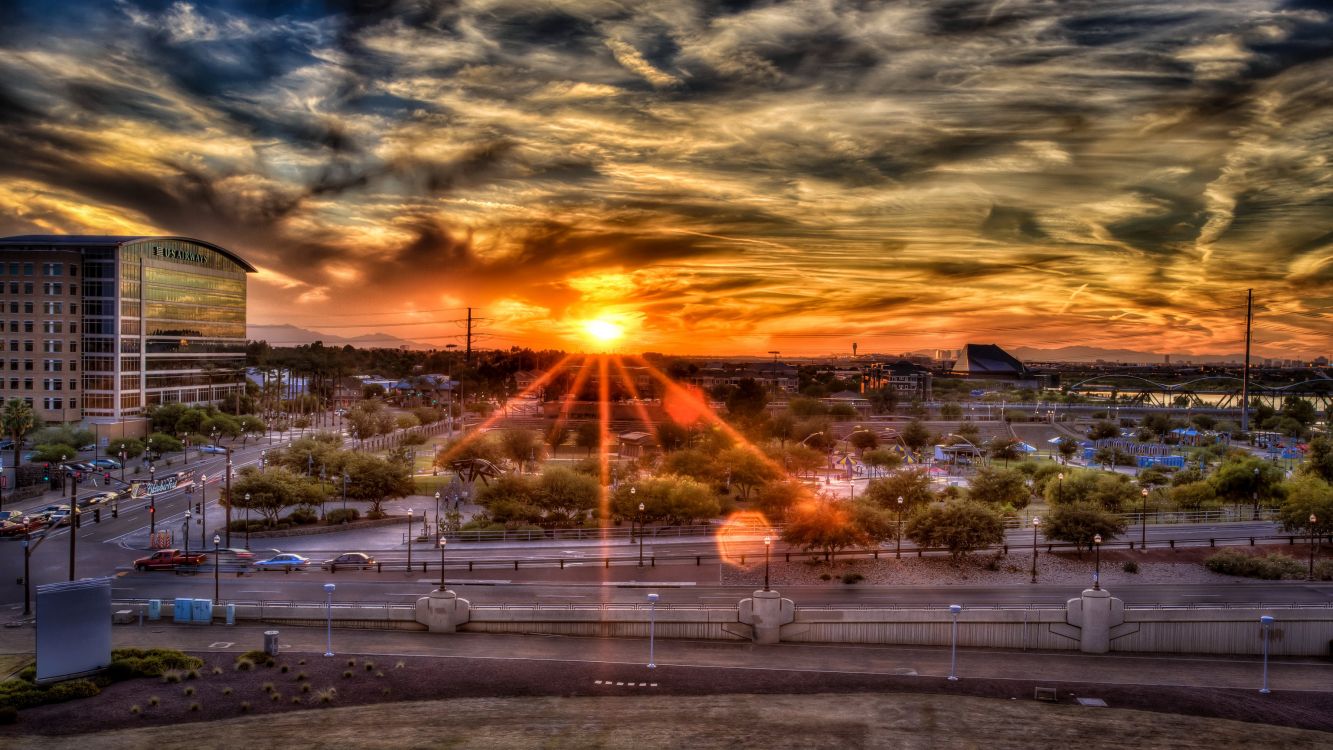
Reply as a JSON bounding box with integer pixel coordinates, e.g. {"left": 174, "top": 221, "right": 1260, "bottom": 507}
{"left": 637, "top": 496, "right": 645, "bottom": 568}
{"left": 1140, "top": 488, "right": 1149, "bottom": 551}
{"left": 148, "top": 465, "right": 156, "bottom": 536}
{"left": 244, "top": 493, "right": 251, "bottom": 549}
{"left": 407, "top": 508, "right": 414, "bottom": 572}
{"left": 1030, "top": 517, "right": 1041, "bottom": 583}
{"left": 323, "top": 582, "right": 336, "bottom": 657}
{"left": 1252, "top": 467, "right": 1260, "bottom": 521}
{"left": 1093, "top": 533, "right": 1103, "bottom": 590}
{"left": 1259, "top": 615, "right": 1275, "bottom": 694}
{"left": 896, "top": 496, "right": 904, "bottom": 559}
{"left": 1309, "top": 514, "right": 1318, "bottom": 581}
{"left": 119, "top": 450, "right": 126, "bottom": 482}
{"left": 646, "top": 592, "right": 659, "bottom": 669}
{"left": 1057, "top": 472, "right": 1064, "bottom": 506}
{"left": 213, "top": 533, "right": 221, "bottom": 603}
{"left": 184, "top": 510, "right": 192, "bottom": 555}
{"left": 763, "top": 535, "right": 771, "bottom": 591}
{"left": 947, "top": 604, "right": 962, "bottom": 681}
{"left": 434, "top": 491, "right": 442, "bottom": 542}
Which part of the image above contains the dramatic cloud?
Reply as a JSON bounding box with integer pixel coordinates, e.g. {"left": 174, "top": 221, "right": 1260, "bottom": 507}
{"left": 0, "top": 0, "right": 1329, "bottom": 357}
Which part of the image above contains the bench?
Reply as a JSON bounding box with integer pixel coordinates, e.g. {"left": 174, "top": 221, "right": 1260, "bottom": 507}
{"left": 112, "top": 609, "right": 134, "bottom": 624}
{"left": 1034, "top": 687, "right": 1058, "bottom": 702}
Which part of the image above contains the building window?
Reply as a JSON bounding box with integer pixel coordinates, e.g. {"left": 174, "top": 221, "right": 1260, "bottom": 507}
{"left": 6, "top": 263, "right": 16, "bottom": 275}
{"left": 69, "top": 398, "right": 76, "bottom": 409}
{"left": 6, "top": 282, "right": 15, "bottom": 294}
{"left": 68, "top": 378, "right": 76, "bottom": 390}
{"left": 69, "top": 323, "right": 76, "bottom": 334}
{"left": 69, "top": 264, "right": 77, "bottom": 276}
{"left": 23, "top": 341, "right": 32, "bottom": 352}
{"left": 6, "top": 359, "right": 14, "bottom": 371}
{"left": 23, "top": 359, "right": 32, "bottom": 371}
{"left": 70, "top": 303, "right": 77, "bottom": 314}
{"left": 6, "top": 302, "right": 14, "bottom": 313}
{"left": 23, "top": 302, "right": 31, "bottom": 314}
{"left": 22, "top": 263, "right": 32, "bottom": 276}
{"left": 23, "top": 321, "right": 32, "bottom": 333}
{"left": 6, "top": 341, "right": 14, "bottom": 352}
{"left": 69, "top": 359, "right": 77, "bottom": 372}
{"left": 23, "top": 378, "right": 32, "bottom": 390}
{"left": 6, "top": 378, "right": 14, "bottom": 389}
{"left": 6, "top": 321, "right": 14, "bottom": 333}
{"left": 23, "top": 282, "right": 32, "bottom": 294}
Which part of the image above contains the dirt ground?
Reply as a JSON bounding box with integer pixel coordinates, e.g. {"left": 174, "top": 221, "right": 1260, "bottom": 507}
{"left": 3, "top": 650, "right": 1333, "bottom": 742}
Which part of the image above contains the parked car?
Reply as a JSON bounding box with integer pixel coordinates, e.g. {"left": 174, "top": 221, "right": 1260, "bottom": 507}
{"left": 77, "top": 491, "right": 121, "bottom": 509}
{"left": 321, "top": 552, "right": 376, "bottom": 571}
{"left": 0, "top": 516, "right": 45, "bottom": 537}
{"left": 89, "top": 458, "right": 121, "bottom": 469}
{"left": 254, "top": 553, "right": 311, "bottom": 572}
{"left": 133, "top": 549, "right": 207, "bottom": 571}
{"left": 0, "top": 438, "right": 13, "bottom": 450}
{"left": 35, "top": 505, "right": 71, "bottom": 526}
{"left": 199, "top": 444, "right": 228, "bottom": 454}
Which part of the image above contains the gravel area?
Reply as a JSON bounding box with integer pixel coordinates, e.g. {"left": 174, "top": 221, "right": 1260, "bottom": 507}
{"left": 721, "top": 546, "right": 1260, "bottom": 588}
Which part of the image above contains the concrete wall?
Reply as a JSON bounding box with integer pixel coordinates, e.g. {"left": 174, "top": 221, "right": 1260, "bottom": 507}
{"left": 1117, "top": 608, "right": 1333, "bottom": 657}
{"left": 783, "top": 607, "right": 1079, "bottom": 651}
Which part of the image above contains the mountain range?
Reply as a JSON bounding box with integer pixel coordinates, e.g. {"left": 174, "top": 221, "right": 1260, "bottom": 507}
{"left": 247, "top": 324, "right": 432, "bottom": 349}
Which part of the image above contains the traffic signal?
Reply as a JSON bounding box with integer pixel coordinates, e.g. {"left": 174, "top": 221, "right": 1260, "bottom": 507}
{"left": 94, "top": 508, "right": 101, "bottom": 523}
{"left": 42, "top": 463, "right": 50, "bottom": 482}
{"left": 195, "top": 502, "right": 201, "bottom": 514}
{"left": 104, "top": 472, "right": 111, "bottom": 483}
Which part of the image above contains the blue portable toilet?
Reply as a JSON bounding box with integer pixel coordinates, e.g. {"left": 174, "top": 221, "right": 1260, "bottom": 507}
{"left": 147, "top": 599, "right": 162, "bottom": 620}
{"left": 173, "top": 598, "right": 193, "bottom": 623}
{"left": 225, "top": 603, "right": 236, "bottom": 626}
{"left": 191, "top": 598, "right": 213, "bottom": 624}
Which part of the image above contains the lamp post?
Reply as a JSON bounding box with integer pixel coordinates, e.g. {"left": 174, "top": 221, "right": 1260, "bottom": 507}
{"left": 439, "top": 537, "right": 447, "bottom": 587}
{"left": 1057, "top": 472, "right": 1063, "bottom": 506}
{"left": 213, "top": 533, "right": 221, "bottom": 603}
{"left": 200, "top": 473, "right": 207, "bottom": 540}
{"left": 119, "top": 450, "right": 126, "bottom": 482}
{"left": 1093, "top": 533, "right": 1103, "bottom": 590}
{"left": 244, "top": 493, "right": 251, "bottom": 549}
{"left": 637, "top": 495, "right": 645, "bottom": 567}
{"left": 1253, "top": 467, "right": 1260, "bottom": 521}
{"left": 1030, "top": 517, "right": 1041, "bottom": 583}
{"left": 896, "top": 496, "right": 904, "bottom": 559}
{"left": 947, "top": 604, "right": 962, "bottom": 681}
{"left": 342, "top": 472, "right": 349, "bottom": 512}
{"left": 1140, "top": 487, "right": 1149, "bottom": 551}
{"left": 1259, "top": 615, "right": 1275, "bottom": 694}
{"left": 22, "top": 536, "right": 31, "bottom": 615}
{"left": 148, "top": 465, "right": 156, "bottom": 536}
{"left": 763, "top": 535, "right": 771, "bottom": 591}
{"left": 434, "top": 491, "right": 442, "bottom": 542}
{"left": 646, "top": 592, "right": 658, "bottom": 669}
{"left": 1309, "top": 514, "right": 1318, "bottom": 581}
{"left": 323, "top": 583, "right": 336, "bottom": 657}
{"left": 407, "top": 508, "right": 414, "bottom": 572}
{"left": 225, "top": 452, "right": 233, "bottom": 547}
{"left": 184, "top": 510, "right": 192, "bottom": 555}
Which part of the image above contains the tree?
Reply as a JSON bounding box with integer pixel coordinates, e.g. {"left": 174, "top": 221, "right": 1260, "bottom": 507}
{"left": 1045, "top": 469, "right": 1139, "bottom": 512}
{"left": 32, "top": 443, "right": 79, "bottom": 463}
{"left": 574, "top": 422, "right": 601, "bottom": 457}
{"left": 789, "top": 397, "right": 827, "bottom": 418}
{"left": 904, "top": 502, "right": 1005, "bottom": 563}
{"left": 862, "top": 470, "right": 934, "bottom": 510}
{"left": 1044, "top": 502, "right": 1127, "bottom": 556}
{"left": 1087, "top": 421, "right": 1120, "bottom": 441}
{"left": 767, "top": 413, "right": 797, "bottom": 446}
{"left": 781, "top": 498, "right": 871, "bottom": 561}
{"left": 229, "top": 468, "right": 326, "bottom": 526}
{"left": 849, "top": 430, "right": 879, "bottom": 453}
{"left": 955, "top": 420, "right": 980, "bottom": 445}
{"left": 939, "top": 402, "right": 963, "bottom": 420}
{"left": 1057, "top": 437, "right": 1079, "bottom": 464}
{"left": 612, "top": 475, "right": 721, "bottom": 526}
{"left": 1212, "top": 456, "right": 1285, "bottom": 513}
{"left": 395, "top": 413, "right": 420, "bottom": 431}
{"left": 901, "top": 420, "right": 930, "bottom": 455}
{"left": 544, "top": 424, "right": 569, "bottom": 453}
{"left": 146, "top": 432, "right": 184, "bottom": 456}
{"left": 500, "top": 429, "right": 543, "bottom": 474}
{"left": 238, "top": 415, "right": 267, "bottom": 444}
{"left": 724, "top": 378, "right": 769, "bottom": 418}
{"left": 716, "top": 446, "right": 776, "bottom": 498}
{"left": 655, "top": 421, "right": 691, "bottom": 453}
{"left": 107, "top": 438, "right": 145, "bottom": 460}
{"left": 532, "top": 467, "right": 600, "bottom": 527}
{"left": 987, "top": 437, "right": 1022, "bottom": 467}
{"left": 344, "top": 453, "right": 413, "bottom": 517}
{"left": 474, "top": 474, "right": 542, "bottom": 528}
{"left": 1302, "top": 436, "right": 1333, "bottom": 484}
{"left": 967, "top": 467, "right": 1030, "bottom": 509}
{"left": 662, "top": 449, "right": 717, "bottom": 485}
{"left": 1276, "top": 475, "right": 1333, "bottom": 539}
{"left": 861, "top": 448, "right": 901, "bottom": 474}
{"left": 752, "top": 480, "right": 811, "bottom": 522}
{"left": 1169, "top": 481, "right": 1221, "bottom": 512}
{"left": 2, "top": 398, "right": 37, "bottom": 470}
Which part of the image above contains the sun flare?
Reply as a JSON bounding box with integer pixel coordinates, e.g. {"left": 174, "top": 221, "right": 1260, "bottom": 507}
{"left": 582, "top": 318, "right": 624, "bottom": 344}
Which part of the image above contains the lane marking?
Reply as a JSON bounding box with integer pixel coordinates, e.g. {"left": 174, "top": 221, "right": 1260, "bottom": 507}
{"left": 209, "top": 642, "right": 235, "bottom": 649}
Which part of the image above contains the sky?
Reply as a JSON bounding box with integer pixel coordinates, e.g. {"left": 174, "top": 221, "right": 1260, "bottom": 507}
{"left": 0, "top": 0, "right": 1330, "bottom": 358}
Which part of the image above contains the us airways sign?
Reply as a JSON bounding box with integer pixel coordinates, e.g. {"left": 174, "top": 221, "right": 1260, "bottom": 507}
{"left": 152, "top": 245, "right": 208, "bottom": 264}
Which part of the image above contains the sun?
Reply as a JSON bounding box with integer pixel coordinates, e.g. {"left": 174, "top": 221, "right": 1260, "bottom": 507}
{"left": 582, "top": 318, "right": 624, "bottom": 345}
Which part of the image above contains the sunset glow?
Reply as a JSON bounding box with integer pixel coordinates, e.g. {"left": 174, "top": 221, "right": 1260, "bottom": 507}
{"left": 582, "top": 319, "right": 625, "bottom": 346}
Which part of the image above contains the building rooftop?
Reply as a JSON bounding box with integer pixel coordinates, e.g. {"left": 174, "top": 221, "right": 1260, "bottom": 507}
{"left": 0, "top": 234, "right": 257, "bottom": 273}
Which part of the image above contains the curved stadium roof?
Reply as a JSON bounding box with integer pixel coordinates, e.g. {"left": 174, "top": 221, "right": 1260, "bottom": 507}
{"left": 0, "top": 235, "right": 257, "bottom": 273}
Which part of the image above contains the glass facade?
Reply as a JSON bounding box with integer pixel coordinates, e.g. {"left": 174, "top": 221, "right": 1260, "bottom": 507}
{"left": 0, "top": 235, "right": 252, "bottom": 422}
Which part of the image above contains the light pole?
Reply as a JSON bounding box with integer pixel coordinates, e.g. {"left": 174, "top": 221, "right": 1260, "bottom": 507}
{"left": 244, "top": 493, "right": 251, "bottom": 549}
{"left": 1253, "top": 467, "right": 1260, "bottom": 521}
{"left": 445, "top": 538, "right": 455, "bottom": 588}
{"left": 148, "top": 465, "right": 156, "bottom": 536}
{"left": 407, "top": 508, "right": 414, "bottom": 572}
{"left": 119, "top": 450, "right": 126, "bottom": 482}
{"left": 1259, "top": 615, "right": 1275, "bottom": 694}
{"left": 225, "top": 452, "right": 233, "bottom": 547}
{"left": 1140, "top": 487, "right": 1149, "bottom": 551}
{"left": 637, "top": 495, "right": 645, "bottom": 567}
{"left": 434, "top": 491, "right": 442, "bottom": 542}
{"left": 213, "top": 533, "right": 221, "bottom": 603}
{"left": 323, "top": 583, "right": 336, "bottom": 657}
{"left": 1057, "top": 472, "right": 1063, "bottom": 506}
{"left": 1309, "top": 514, "right": 1318, "bottom": 581}
{"left": 947, "top": 604, "right": 962, "bottom": 681}
{"left": 342, "top": 472, "right": 348, "bottom": 512}
{"left": 763, "top": 535, "right": 771, "bottom": 591}
{"left": 22, "top": 536, "right": 31, "bottom": 615}
{"left": 896, "top": 496, "right": 904, "bottom": 559}
{"left": 184, "top": 510, "right": 192, "bottom": 555}
{"left": 1030, "top": 517, "right": 1041, "bottom": 583}
{"left": 199, "top": 473, "right": 207, "bottom": 540}
{"left": 1093, "top": 533, "right": 1103, "bottom": 590}
{"left": 646, "top": 592, "right": 658, "bottom": 669}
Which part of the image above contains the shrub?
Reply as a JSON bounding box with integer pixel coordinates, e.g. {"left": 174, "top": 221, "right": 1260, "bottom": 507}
{"left": 841, "top": 572, "right": 864, "bottom": 584}
{"left": 189, "top": 701, "right": 201, "bottom": 712}
{"left": 291, "top": 695, "right": 302, "bottom": 704}
{"left": 182, "top": 686, "right": 195, "bottom": 697}
{"left": 346, "top": 658, "right": 357, "bottom": 667}
{"left": 326, "top": 508, "right": 360, "bottom": 525}
{"left": 394, "top": 661, "right": 404, "bottom": 670}
{"left": 107, "top": 648, "right": 202, "bottom": 680}
{"left": 1316, "top": 560, "right": 1333, "bottom": 581}
{"left": 221, "top": 687, "right": 233, "bottom": 696}
{"left": 1205, "top": 550, "right": 1305, "bottom": 580}
{"left": 240, "top": 701, "right": 251, "bottom": 712}
{"left": 289, "top": 508, "right": 318, "bottom": 525}
{"left": 261, "top": 682, "right": 275, "bottom": 693}
{"left": 343, "top": 671, "right": 353, "bottom": 679}
{"left": 161, "top": 671, "right": 182, "bottom": 684}
{"left": 212, "top": 666, "right": 223, "bottom": 675}
{"left": 148, "top": 696, "right": 160, "bottom": 707}
{"left": 186, "top": 668, "right": 200, "bottom": 680}
{"left": 301, "top": 683, "right": 311, "bottom": 693}
{"left": 819, "top": 573, "right": 832, "bottom": 581}
{"left": 1122, "top": 560, "right": 1140, "bottom": 574}
{"left": 237, "top": 650, "right": 270, "bottom": 666}
{"left": 317, "top": 688, "right": 337, "bottom": 704}
{"left": 280, "top": 665, "right": 289, "bottom": 674}
{"left": 130, "top": 704, "right": 142, "bottom": 715}
{"left": 296, "top": 672, "right": 308, "bottom": 682}
{"left": 235, "top": 659, "right": 254, "bottom": 672}
{"left": 270, "top": 692, "right": 282, "bottom": 702}
{"left": 299, "top": 659, "right": 307, "bottom": 666}
{"left": 376, "top": 671, "right": 385, "bottom": 678}
{"left": 363, "top": 660, "right": 375, "bottom": 672}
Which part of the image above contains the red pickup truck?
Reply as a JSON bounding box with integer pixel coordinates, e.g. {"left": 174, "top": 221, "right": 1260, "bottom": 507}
{"left": 133, "top": 549, "right": 207, "bottom": 571}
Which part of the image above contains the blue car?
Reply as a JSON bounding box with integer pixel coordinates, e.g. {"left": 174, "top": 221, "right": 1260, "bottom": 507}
{"left": 253, "top": 553, "right": 311, "bottom": 572}
{"left": 199, "top": 445, "right": 228, "bottom": 454}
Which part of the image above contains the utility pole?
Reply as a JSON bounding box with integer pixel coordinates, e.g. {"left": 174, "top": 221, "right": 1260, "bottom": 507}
{"left": 224, "top": 447, "right": 233, "bottom": 547}
{"left": 466, "top": 307, "right": 473, "bottom": 365}
{"left": 1241, "top": 289, "right": 1252, "bottom": 433}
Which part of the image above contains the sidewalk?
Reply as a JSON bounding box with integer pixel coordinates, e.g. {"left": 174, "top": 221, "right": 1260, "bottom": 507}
{"left": 4, "top": 620, "right": 1330, "bottom": 693}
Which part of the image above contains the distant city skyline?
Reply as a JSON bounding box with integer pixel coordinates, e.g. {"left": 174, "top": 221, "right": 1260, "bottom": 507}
{"left": 1, "top": 1, "right": 1330, "bottom": 357}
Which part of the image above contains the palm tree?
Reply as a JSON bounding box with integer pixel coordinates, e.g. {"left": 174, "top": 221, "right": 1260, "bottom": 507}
{"left": 2, "top": 398, "right": 37, "bottom": 471}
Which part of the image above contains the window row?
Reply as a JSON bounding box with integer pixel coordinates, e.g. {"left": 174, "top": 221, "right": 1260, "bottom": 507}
{"left": 1, "top": 378, "right": 78, "bottom": 391}
{"left": 1, "top": 262, "right": 78, "bottom": 277}
{"left": 7, "top": 340, "right": 76, "bottom": 353}
{"left": 3, "top": 359, "right": 77, "bottom": 372}
{"left": 42, "top": 397, "right": 76, "bottom": 410}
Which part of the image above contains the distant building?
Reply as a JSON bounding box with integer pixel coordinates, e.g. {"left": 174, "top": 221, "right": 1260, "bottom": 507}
{"left": 950, "top": 344, "right": 1030, "bottom": 380}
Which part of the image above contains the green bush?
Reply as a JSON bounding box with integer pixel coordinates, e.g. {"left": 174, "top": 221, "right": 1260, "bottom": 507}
{"left": 288, "top": 508, "right": 318, "bottom": 525}
{"left": 1316, "top": 560, "right": 1333, "bottom": 581}
{"left": 1122, "top": 560, "right": 1140, "bottom": 574}
{"left": 326, "top": 508, "right": 360, "bottom": 525}
{"left": 0, "top": 677, "right": 102, "bottom": 711}
{"left": 841, "top": 572, "right": 865, "bottom": 584}
{"left": 237, "top": 650, "right": 272, "bottom": 666}
{"left": 1205, "top": 550, "right": 1306, "bottom": 580}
